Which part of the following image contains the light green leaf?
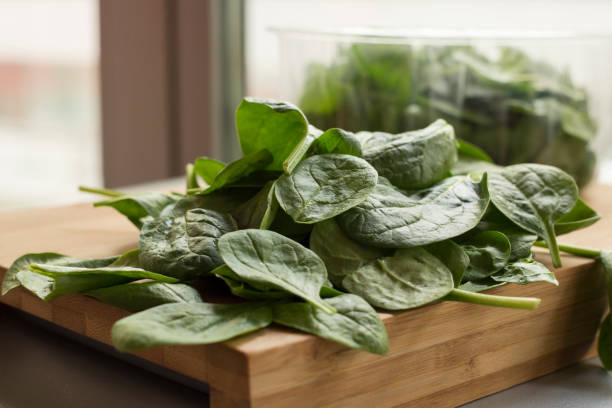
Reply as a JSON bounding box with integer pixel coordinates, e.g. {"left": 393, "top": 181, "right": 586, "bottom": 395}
{"left": 491, "top": 258, "right": 558, "bottom": 286}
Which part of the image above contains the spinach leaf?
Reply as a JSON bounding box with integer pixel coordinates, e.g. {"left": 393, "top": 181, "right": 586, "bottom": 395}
{"left": 310, "top": 219, "right": 386, "bottom": 287}
{"left": 273, "top": 294, "right": 388, "bottom": 354}
{"left": 139, "top": 209, "right": 237, "bottom": 280}
{"left": 86, "top": 282, "right": 203, "bottom": 312}
{"left": 161, "top": 189, "right": 256, "bottom": 218}
{"left": 456, "top": 139, "right": 493, "bottom": 162}
{"left": 275, "top": 154, "right": 378, "bottom": 224}
{"left": 2, "top": 253, "right": 119, "bottom": 295}
{"left": 231, "top": 181, "right": 278, "bottom": 230}
{"left": 236, "top": 98, "right": 309, "bottom": 171}
{"left": 218, "top": 229, "right": 335, "bottom": 313}
{"left": 307, "top": 128, "right": 362, "bottom": 157}
{"left": 94, "top": 192, "right": 181, "bottom": 229}
{"left": 459, "top": 231, "right": 511, "bottom": 281}
{"left": 426, "top": 240, "right": 470, "bottom": 287}
{"left": 599, "top": 314, "right": 612, "bottom": 370}
{"left": 338, "top": 174, "right": 489, "bottom": 248}
{"left": 111, "top": 301, "right": 274, "bottom": 351}
{"left": 20, "top": 260, "right": 177, "bottom": 301}
{"left": 459, "top": 278, "right": 506, "bottom": 293}
{"left": 193, "top": 157, "right": 226, "bottom": 185}
{"left": 360, "top": 119, "right": 457, "bottom": 189}
{"left": 488, "top": 164, "right": 578, "bottom": 267}
{"left": 554, "top": 198, "right": 600, "bottom": 236}
{"left": 491, "top": 258, "right": 558, "bottom": 286}
{"left": 342, "top": 248, "right": 455, "bottom": 310}
{"left": 200, "top": 149, "right": 273, "bottom": 194}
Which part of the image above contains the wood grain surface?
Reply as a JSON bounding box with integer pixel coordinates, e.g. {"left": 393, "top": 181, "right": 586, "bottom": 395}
{"left": 0, "top": 185, "right": 610, "bottom": 408}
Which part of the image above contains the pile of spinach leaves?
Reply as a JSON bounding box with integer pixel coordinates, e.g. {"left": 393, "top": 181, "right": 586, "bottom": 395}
{"left": 299, "top": 43, "right": 597, "bottom": 187}
{"left": 2, "top": 98, "right": 610, "bottom": 368}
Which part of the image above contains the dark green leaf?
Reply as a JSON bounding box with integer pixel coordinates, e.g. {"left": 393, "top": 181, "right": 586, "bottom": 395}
{"left": 275, "top": 154, "right": 378, "bottom": 224}
{"left": 111, "top": 302, "right": 274, "bottom": 351}
{"left": 218, "top": 229, "right": 335, "bottom": 313}
{"left": 162, "top": 189, "right": 256, "bottom": 218}
{"left": 193, "top": 157, "right": 226, "bottom": 185}
{"left": 359, "top": 119, "right": 457, "bottom": 189}
{"left": 338, "top": 174, "right": 489, "bottom": 248}
{"left": 342, "top": 248, "right": 454, "bottom": 310}
{"left": 86, "top": 282, "right": 203, "bottom": 312}
{"left": 308, "top": 128, "right": 362, "bottom": 157}
{"left": 491, "top": 258, "right": 558, "bottom": 286}
{"left": 488, "top": 164, "right": 578, "bottom": 267}
{"left": 458, "top": 278, "right": 506, "bottom": 293}
{"left": 236, "top": 98, "right": 309, "bottom": 171}
{"left": 139, "top": 209, "right": 237, "bottom": 280}
{"left": 459, "top": 231, "right": 511, "bottom": 281}
{"left": 94, "top": 193, "right": 181, "bottom": 229}
{"left": 273, "top": 294, "right": 388, "bottom": 354}
{"left": 201, "top": 149, "right": 273, "bottom": 194}
{"left": 231, "top": 181, "right": 278, "bottom": 230}
{"left": 456, "top": 139, "right": 493, "bottom": 162}
{"left": 426, "top": 240, "right": 470, "bottom": 287}
{"left": 554, "top": 198, "right": 600, "bottom": 236}
{"left": 598, "top": 314, "right": 612, "bottom": 370}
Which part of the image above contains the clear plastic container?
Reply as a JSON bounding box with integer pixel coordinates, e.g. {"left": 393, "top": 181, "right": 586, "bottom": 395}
{"left": 274, "top": 28, "right": 612, "bottom": 187}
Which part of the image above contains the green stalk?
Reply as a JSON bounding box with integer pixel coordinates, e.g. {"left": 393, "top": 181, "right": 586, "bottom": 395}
{"left": 282, "top": 135, "right": 310, "bottom": 175}
{"left": 79, "top": 186, "right": 124, "bottom": 198}
{"left": 185, "top": 163, "right": 198, "bottom": 190}
{"left": 444, "top": 288, "right": 541, "bottom": 310}
{"left": 533, "top": 241, "right": 601, "bottom": 259}
{"left": 544, "top": 222, "right": 563, "bottom": 268}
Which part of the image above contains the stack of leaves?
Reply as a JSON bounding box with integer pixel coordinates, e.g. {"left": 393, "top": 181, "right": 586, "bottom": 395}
{"left": 2, "top": 98, "right": 610, "bottom": 366}
{"left": 299, "top": 44, "right": 597, "bottom": 187}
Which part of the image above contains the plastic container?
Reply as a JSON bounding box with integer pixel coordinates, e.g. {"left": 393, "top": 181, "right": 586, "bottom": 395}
{"left": 274, "top": 28, "right": 612, "bottom": 187}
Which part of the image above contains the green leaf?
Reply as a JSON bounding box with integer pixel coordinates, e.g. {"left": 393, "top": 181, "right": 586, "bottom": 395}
{"left": 342, "top": 247, "right": 455, "bottom": 310}
{"left": 193, "top": 157, "right": 226, "bottom": 185}
{"left": 231, "top": 181, "right": 278, "bottom": 230}
{"left": 213, "top": 264, "right": 292, "bottom": 300}
{"left": 20, "top": 259, "right": 177, "bottom": 301}
{"left": 426, "top": 240, "right": 470, "bottom": 287}
{"left": 310, "top": 219, "right": 386, "bottom": 287}
{"left": 236, "top": 98, "right": 309, "bottom": 171}
{"left": 338, "top": 174, "right": 489, "bottom": 248}
{"left": 488, "top": 164, "right": 578, "bottom": 268}
{"left": 459, "top": 231, "right": 511, "bottom": 281}
{"left": 162, "top": 189, "right": 256, "bottom": 218}
{"left": 94, "top": 193, "right": 181, "bottom": 229}
{"left": 2, "top": 253, "right": 119, "bottom": 295}
{"left": 308, "top": 128, "right": 362, "bottom": 157}
{"left": 491, "top": 258, "right": 558, "bottom": 286}
{"left": 201, "top": 149, "right": 273, "bottom": 194}
{"left": 458, "top": 278, "right": 506, "bottom": 293}
{"left": 554, "top": 198, "right": 600, "bottom": 236}
{"left": 456, "top": 139, "right": 493, "bottom": 162}
{"left": 111, "top": 302, "right": 274, "bottom": 351}
{"left": 139, "top": 209, "right": 238, "bottom": 280}
{"left": 359, "top": 119, "right": 457, "bottom": 189}
{"left": 218, "top": 229, "right": 335, "bottom": 314}
{"left": 86, "top": 282, "right": 203, "bottom": 312}
{"left": 275, "top": 154, "right": 378, "bottom": 224}
{"left": 598, "top": 314, "right": 612, "bottom": 370}
{"left": 273, "top": 294, "right": 388, "bottom": 354}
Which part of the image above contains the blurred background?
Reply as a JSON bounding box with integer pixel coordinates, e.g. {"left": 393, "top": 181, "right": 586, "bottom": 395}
{"left": 2, "top": 0, "right": 612, "bottom": 210}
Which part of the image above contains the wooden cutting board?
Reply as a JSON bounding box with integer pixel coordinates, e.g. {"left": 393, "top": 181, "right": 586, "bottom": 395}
{"left": 0, "top": 186, "right": 610, "bottom": 408}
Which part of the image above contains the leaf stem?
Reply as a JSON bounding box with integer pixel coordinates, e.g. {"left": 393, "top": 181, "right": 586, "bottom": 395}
{"left": 79, "top": 186, "right": 124, "bottom": 198}
{"left": 185, "top": 163, "right": 198, "bottom": 190}
{"left": 533, "top": 241, "right": 601, "bottom": 259}
{"left": 283, "top": 135, "right": 311, "bottom": 175}
{"left": 444, "top": 288, "right": 541, "bottom": 310}
{"left": 544, "top": 222, "right": 562, "bottom": 268}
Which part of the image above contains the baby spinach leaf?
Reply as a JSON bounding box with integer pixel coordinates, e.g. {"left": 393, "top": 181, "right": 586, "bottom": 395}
{"left": 2, "top": 253, "right": 119, "bottom": 295}
{"left": 193, "top": 157, "right": 226, "bottom": 185}
{"left": 162, "top": 189, "right": 256, "bottom": 218}
{"left": 231, "top": 181, "right": 278, "bottom": 230}
{"left": 554, "top": 198, "right": 600, "bottom": 236}
{"left": 139, "top": 209, "right": 237, "bottom": 280}
{"left": 94, "top": 192, "right": 182, "bottom": 229}
{"left": 456, "top": 139, "right": 493, "bottom": 162}
{"left": 307, "top": 128, "right": 362, "bottom": 157}
{"left": 342, "top": 248, "right": 455, "bottom": 310}
{"left": 111, "top": 301, "right": 274, "bottom": 351}
{"left": 488, "top": 164, "right": 578, "bottom": 267}
{"left": 310, "top": 219, "right": 386, "bottom": 287}
{"left": 491, "top": 258, "right": 558, "bottom": 286}
{"left": 86, "top": 282, "right": 203, "bottom": 312}
{"left": 459, "top": 278, "right": 506, "bottom": 293}
{"left": 338, "top": 174, "right": 489, "bottom": 248}
{"left": 360, "top": 119, "right": 457, "bottom": 189}
{"left": 426, "top": 240, "right": 470, "bottom": 287}
{"left": 451, "top": 156, "right": 502, "bottom": 176}
{"left": 459, "top": 231, "right": 511, "bottom": 281}
{"left": 598, "top": 314, "right": 612, "bottom": 370}
{"left": 200, "top": 149, "right": 273, "bottom": 194}
{"left": 20, "top": 261, "right": 177, "bottom": 301}
{"left": 273, "top": 294, "right": 388, "bottom": 354}
{"left": 275, "top": 154, "right": 378, "bottom": 224}
{"left": 218, "top": 229, "right": 335, "bottom": 314}
{"left": 236, "top": 98, "right": 309, "bottom": 171}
